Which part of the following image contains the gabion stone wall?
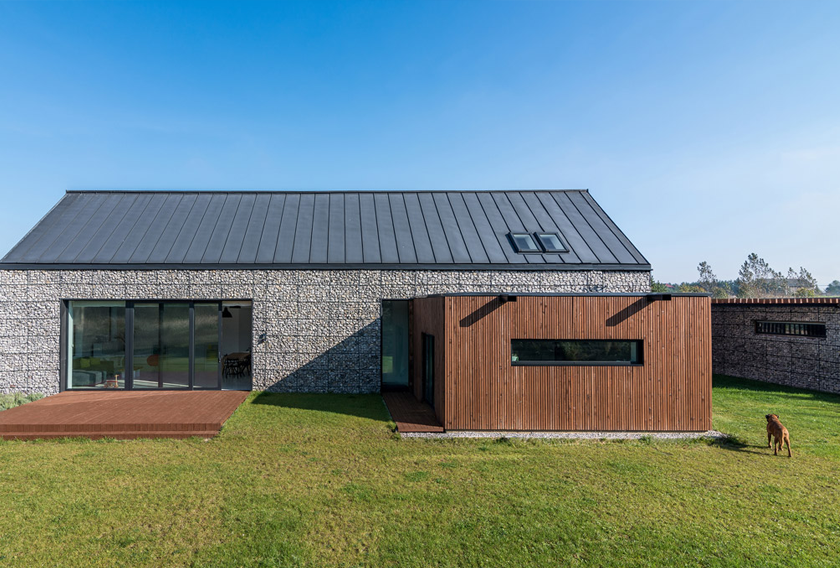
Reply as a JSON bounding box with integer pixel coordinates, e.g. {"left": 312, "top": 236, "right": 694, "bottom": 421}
{"left": 0, "top": 269, "right": 650, "bottom": 395}
{"left": 712, "top": 304, "right": 840, "bottom": 394}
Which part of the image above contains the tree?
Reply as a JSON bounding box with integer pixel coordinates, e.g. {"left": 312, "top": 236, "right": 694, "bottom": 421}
{"left": 826, "top": 280, "right": 840, "bottom": 296}
{"left": 696, "top": 261, "right": 731, "bottom": 298}
{"left": 650, "top": 272, "right": 669, "bottom": 293}
{"left": 712, "top": 282, "right": 732, "bottom": 299}
{"left": 791, "top": 267, "right": 820, "bottom": 297}
{"left": 737, "top": 253, "right": 784, "bottom": 298}
{"left": 697, "top": 261, "right": 717, "bottom": 294}
{"left": 737, "top": 256, "right": 757, "bottom": 298}
{"left": 676, "top": 283, "right": 706, "bottom": 293}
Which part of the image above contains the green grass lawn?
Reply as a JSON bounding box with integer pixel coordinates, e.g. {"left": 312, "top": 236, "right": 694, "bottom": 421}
{"left": 1, "top": 375, "right": 839, "bottom": 567}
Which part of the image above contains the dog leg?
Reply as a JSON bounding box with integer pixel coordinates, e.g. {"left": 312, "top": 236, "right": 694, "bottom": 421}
{"left": 785, "top": 436, "right": 792, "bottom": 458}
{"left": 773, "top": 437, "right": 779, "bottom": 455}
{"left": 768, "top": 431, "right": 772, "bottom": 449}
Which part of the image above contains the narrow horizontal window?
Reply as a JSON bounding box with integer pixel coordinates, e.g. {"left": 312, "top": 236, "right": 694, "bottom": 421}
{"left": 755, "top": 321, "right": 825, "bottom": 338}
{"left": 511, "top": 339, "right": 643, "bottom": 366}
{"left": 509, "top": 233, "right": 540, "bottom": 253}
{"left": 536, "top": 232, "right": 568, "bottom": 252}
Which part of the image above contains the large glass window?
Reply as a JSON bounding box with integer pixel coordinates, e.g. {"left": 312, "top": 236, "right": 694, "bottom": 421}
{"left": 511, "top": 339, "right": 643, "bottom": 366}
{"left": 67, "top": 301, "right": 127, "bottom": 389}
{"left": 66, "top": 300, "right": 251, "bottom": 390}
{"left": 381, "top": 300, "right": 409, "bottom": 388}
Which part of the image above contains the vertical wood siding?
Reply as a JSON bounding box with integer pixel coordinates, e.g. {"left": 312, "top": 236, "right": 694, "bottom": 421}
{"left": 429, "top": 295, "right": 711, "bottom": 431}
{"left": 410, "top": 296, "right": 446, "bottom": 424}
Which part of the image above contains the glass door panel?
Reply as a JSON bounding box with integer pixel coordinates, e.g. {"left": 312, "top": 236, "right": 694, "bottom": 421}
{"left": 194, "top": 303, "right": 220, "bottom": 389}
{"left": 67, "top": 301, "right": 126, "bottom": 389}
{"left": 381, "top": 300, "right": 409, "bottom": 388}
{"left": 160, "top": 303, "right": 190, "bottom": 388}
{"left": 221, "top": 302, "right": 252, "bottom": 390}
{"left": 132, "top": 303, "right": 162, "bottom": 389}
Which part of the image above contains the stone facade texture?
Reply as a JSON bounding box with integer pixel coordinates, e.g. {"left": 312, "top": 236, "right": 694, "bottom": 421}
{"left": 0, "top": 269, "right": 650, "bottom": 395}
{"left": 712, "top": 304, "right": 840, "bottom": 394}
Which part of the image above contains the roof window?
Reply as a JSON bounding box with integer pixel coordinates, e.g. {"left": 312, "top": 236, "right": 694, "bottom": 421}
{"left": 536, "top": 232, "right": 568, "bottom": 253}
{"left": 509, "top": 233, "right": 540, "bottom": 253}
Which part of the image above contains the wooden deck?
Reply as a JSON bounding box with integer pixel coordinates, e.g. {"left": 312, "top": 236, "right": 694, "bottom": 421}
{"left": 382, "top": 391, "right": 444, "bottom": 433}
{"left": 0, "top": 390, "right": 249, "bottom": 440}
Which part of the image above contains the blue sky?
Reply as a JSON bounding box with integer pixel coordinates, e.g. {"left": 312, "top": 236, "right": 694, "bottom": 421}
{"left": 0, "top": 1, "right": 838, "bottom": 285}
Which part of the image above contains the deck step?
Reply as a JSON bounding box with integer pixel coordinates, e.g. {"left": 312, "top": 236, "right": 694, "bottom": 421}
{"left": 0, "top": 423, "right": 223, "bottom": 433}
{"left": 382, "top": 392, "right": 445, "bottom": 433}
{"left": 0, "top": 390, "right": 248, "bottom": 441}
{"left": 1, "top": 430, "right": 221, "bottom": 440}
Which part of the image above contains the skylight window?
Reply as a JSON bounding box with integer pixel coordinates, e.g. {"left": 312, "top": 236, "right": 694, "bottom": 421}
{"left": 509, "top": 233, "right": 540, "bottom": 253}
{"left": 536, "top": 232, "right": 568, "bottom": 253}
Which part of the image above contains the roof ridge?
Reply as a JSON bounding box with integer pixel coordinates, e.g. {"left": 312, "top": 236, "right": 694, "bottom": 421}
{"left": 64, "top": 189, "right": 591, "bottom": 195}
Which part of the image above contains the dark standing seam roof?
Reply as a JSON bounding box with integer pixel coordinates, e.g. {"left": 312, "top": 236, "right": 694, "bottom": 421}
{"left": 1, "top": 190, "right": 650, "bottom": 270}
{"left": 327, "top": 193, "right": 345, "bottom": 264}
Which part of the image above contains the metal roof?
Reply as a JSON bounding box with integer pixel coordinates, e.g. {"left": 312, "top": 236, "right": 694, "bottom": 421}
{"left": 0, "top": 190, "right": 650, "bottom": 270}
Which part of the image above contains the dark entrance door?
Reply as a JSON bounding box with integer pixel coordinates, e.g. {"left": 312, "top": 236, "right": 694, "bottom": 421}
{"left": 381, "top": 300, "right": 410, "bottom": 390}
{"left": 422, "top": 333, "right": 434, "bottom": 407}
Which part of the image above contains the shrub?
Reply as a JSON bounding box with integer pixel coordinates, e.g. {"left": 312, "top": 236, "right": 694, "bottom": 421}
{"left": 0, "top": 392, "right": 45, "bottom": 411}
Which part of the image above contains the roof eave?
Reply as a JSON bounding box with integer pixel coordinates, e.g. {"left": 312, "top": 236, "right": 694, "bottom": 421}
{"left": 0, "top": 262, "right": 652, "bottom": 272}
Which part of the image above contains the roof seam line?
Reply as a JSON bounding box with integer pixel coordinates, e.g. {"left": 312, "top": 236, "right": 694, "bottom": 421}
{"left": 141, "top": 193, "right": 184, "bottom": 263}
{"left": 235, "top": 194, "right": 259, "bottom": 264}
{"left": 49, "top": 195, "right": 111, "bottom": 264}
{"left": 214, "top": 194, "right": 244, "bottom": 264}
{"left": 90, "top": 194, "right": 141, "bottom": 263}
{"left": 563, "top": 193, "right": 614, "bottom": 264}
{"left": 110, "top": 194, "right": 159, "bottom": 263}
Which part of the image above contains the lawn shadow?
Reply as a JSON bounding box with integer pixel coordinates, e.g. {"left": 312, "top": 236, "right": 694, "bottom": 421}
{"left": 250, "top": 391, "right": 391, "bottom": 422}
{"left": 706, "top": 436, "right": 777, "bottom": 456}
{"left": 713, "top": 374, "right": 840, "bottom": 404}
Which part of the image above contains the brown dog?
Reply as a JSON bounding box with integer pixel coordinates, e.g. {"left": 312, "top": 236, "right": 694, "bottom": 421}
{"left": 766, "top": 414, "right": 792, "bottom": 457}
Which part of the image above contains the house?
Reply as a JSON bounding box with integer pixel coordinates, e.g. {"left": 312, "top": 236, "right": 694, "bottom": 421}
{"left": 712, "top": 298, "right": 840, "bottom": 394}
{"left": 0, "top": 189, "right": 710, "bottom": 431}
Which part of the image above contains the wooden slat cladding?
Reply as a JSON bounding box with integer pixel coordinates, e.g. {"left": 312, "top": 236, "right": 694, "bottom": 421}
{"left": 411, "top": 296, "right": 446, "bottom": 424}
{"left": 417, "top": 295, "right": 711, "bottom": 432}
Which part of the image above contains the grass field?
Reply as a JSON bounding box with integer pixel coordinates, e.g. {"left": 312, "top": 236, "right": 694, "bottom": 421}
{"left": 1, "top": 375, "right": 839, "bottom": 567}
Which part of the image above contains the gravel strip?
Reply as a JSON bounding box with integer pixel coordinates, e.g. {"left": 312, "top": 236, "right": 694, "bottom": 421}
{"left": 401, "top": 430, "right": 727, "bottom": 440}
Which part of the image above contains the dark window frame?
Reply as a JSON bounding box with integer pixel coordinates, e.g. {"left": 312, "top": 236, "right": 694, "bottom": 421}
{"left": 755, "top": 320, "right": 826, "bottom": 338}
{"left": 511, "top": 338, "right": 644, "bottom": 366}
{"left": 61, "top": 298, "right": 253, "bottom": 392}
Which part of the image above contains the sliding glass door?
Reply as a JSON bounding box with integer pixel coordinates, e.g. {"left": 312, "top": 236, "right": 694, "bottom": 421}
{"left": 194, "top": 303, "right": 221, "bottom": 389}
{"left": 65, "top": 300, "right": 250, "bottom": 390}
{"left": 132, "top": 303, "right": 192, "bottom": 389}
{"left": 66, "top": 301, "right": 127, "bottom": 389}
{"left": 133, "top": 303, "right": 163, "bottom": 388}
